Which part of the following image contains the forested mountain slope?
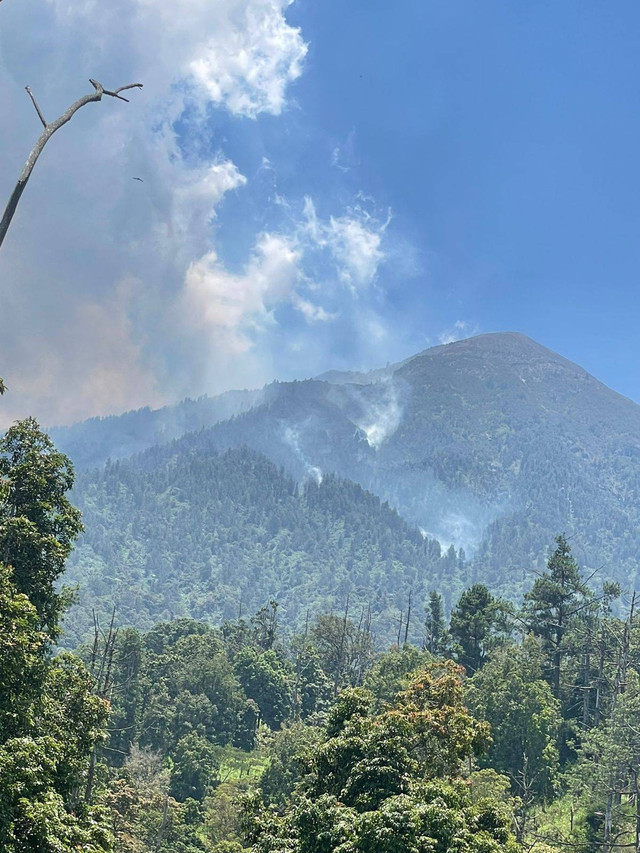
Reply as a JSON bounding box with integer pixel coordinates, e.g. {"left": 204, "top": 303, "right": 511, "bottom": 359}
{"left": 134, "top": 333, "right": 640, "bottom": 590}
{"left": 55, "top": 332, "right": 640, "bottom": 596}
{"left": 49, "top": 387, "right": 263, "bottom": 469}
{"left": 63, "top": 446, "right": 463, "bottom": 647}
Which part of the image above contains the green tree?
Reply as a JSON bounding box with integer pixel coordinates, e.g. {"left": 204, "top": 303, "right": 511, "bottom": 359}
{"left": 522, "top": 535, "right": 591, "bottom": 698}
{"left": 310, "top": 613, "right": 374, "bottom": 694}
{"left": 170, "top": 732, "right": 220, "bottom": 802}
{"left": 363, "top": 644, "right": 432, "bottom": 711}
{"left": 467, "top": 639, "right": 561, "bottom": 805}
{"left": 245, "top": 663, "right": 519, "bottom": 853}
{"left": 259, "top": 722, "right": 321, "bottom": 808}
{"left": 293, "top": 641, "right": 332, "bottom": 719}
{"left": 251, "top": 600, "right": 279, "bottom": 651}
{"left": 107, "top": 627, "right": 143, "bottom": 764}
{"left": 0, "top": 418, "right": 82, "bottom": 639}
{"left": 0, "top": 562, "right": 46, "bottom": 740}
{"left": 449, "top": 584, "right": 511, "bottom": 674}
{"left": 0, "top": 655, "right": 111, "bottom": 851}
{"left": 570, "top": 670, "right": 640, "bottom": 851}
{"left": 0, "top": 420, "right": 111, "bottom": 851}
{"left": 234, "top": 648, "right": 294, "bottom": 730}
{"left": 424, "top": 590, "right": 448, "bottom": 656}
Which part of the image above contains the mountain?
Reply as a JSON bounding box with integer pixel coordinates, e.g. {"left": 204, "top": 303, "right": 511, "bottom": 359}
{"left": 62, "top": 447, "right": 462, "bottom": 647}
{"left": 49, "top": 387, "right": 264, "bottom": 469}
{"left": 56, "top": 332, "right": 640, "bottom": 608}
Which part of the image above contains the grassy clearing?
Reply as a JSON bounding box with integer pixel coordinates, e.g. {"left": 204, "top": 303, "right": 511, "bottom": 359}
{"left": 218, "top": 744, "right": 269, "bottom": 784}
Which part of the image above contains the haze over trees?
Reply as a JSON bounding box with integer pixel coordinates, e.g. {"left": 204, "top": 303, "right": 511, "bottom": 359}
{"left": 52, "top": 333, "right": 640, "bottom": 601}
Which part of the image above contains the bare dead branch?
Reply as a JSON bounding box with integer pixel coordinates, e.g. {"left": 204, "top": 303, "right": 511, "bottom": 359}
{"left": 103, "top": 82, "right": 144, "bottom": 102}
{"left": 0, "top": 79, "right": 143, "bottom": 251}
{"left": 25, "top": 86, "right": 47, "bottom": 127}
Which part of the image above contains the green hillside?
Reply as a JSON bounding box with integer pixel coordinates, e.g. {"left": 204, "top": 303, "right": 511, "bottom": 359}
{"left": 53, "top": 332, "right": 640, "bottom": 601}
{"left": 62, "top": 446, "right": 463, "bottom": 648}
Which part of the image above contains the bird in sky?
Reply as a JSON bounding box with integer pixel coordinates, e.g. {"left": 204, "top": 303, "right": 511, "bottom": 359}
{"left": 132, "top": 177, "right": 144, "bottom": 182}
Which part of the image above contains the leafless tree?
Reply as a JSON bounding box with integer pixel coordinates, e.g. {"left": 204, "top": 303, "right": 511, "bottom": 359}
{"left": 0, "top": 79, "right": 142, "bottom": 250}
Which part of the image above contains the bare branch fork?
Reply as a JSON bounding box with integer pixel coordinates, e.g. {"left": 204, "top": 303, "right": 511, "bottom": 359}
{"left": 0, "top": 79, "right": 143, "bottom": 251}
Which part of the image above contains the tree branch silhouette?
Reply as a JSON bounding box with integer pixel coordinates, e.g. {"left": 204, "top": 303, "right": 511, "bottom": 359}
{"left": 0, "top": 79, "right": 142, "bottom": 251}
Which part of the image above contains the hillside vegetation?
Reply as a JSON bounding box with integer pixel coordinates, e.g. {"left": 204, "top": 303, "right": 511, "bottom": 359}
{"left": 63, "top": 446, "right": 463, "bottom": 648}
{"left": 3, "top": 417, "right": 640, "bottom": 853}
{"left": 53, "top": 333, "right": 640, "bottom": 599}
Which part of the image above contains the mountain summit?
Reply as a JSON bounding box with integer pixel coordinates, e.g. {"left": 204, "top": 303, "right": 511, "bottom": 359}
{"left": 55, "top": 333, "right": 640, "bottom": 592}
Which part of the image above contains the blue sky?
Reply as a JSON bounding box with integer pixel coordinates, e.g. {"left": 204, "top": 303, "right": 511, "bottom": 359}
{"left": 259, "top": 0, "right": 640, "bottom": 391}
{"left": 1, "top": 0, "right": 639, "bottom": 425}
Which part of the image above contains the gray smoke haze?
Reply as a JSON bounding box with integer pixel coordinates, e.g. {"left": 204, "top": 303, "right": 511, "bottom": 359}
{"left": 0, "top": 0, "right": 406, "bottom": 432}
{"left": 0, "top": 0, "right": 307, "bottom": 428}
{"left": 351, "top": 377, "right": 403, "bottom": 449}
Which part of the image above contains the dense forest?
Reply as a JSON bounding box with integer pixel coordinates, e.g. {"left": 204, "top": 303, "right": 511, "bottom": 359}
{"left": 52, "top": 333, "right": 640, "bottom": 602}
{"left": 3, "top": 417, "right": 640, "bottom": 852}
{"left": 63, "top": 445, "right": 464, "bottom": 648}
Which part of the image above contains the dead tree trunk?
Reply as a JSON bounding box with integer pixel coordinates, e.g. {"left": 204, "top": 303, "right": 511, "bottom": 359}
{"left": 85, "top": 607, "right": 119, "bottom": 804}
{"left": 0, "top": 79, "right": 142, "bottom": 250}
{"left": 404, "top": 590, "right": 413, "bottom": 646}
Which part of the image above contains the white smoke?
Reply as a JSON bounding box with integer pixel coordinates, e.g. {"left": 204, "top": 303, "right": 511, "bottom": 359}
{"left": 282, "top": 423, "right": 322, "bottom": 483}
{"left": 353, "top": 378, "right": 403, "bottom": 450}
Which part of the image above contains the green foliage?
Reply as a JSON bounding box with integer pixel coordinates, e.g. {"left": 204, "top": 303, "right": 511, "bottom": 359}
{"left": 105, "top": 745, "right": 209, "bottom": 852}
{"left": 234, "top": 648, "right": 294, "bottom": 730}
{"left": 259, "top": 723, "right": 321, "bottom": 808}
{"left": 449, "top": 584, "right": 512, "bottom": 674}
{"left": 0, "top": 420, "right": 110, "bottom": 851}
{"left": 170, "top": 733, "right": 221, "bottom": 802}
{"left": 309, "top": 612, "right": 374, "bottom": 695}
{"left": 107, "top": 621, "right": 253, "bottom": 757}
{"left": 363, "top": 644, "right": 432, "bottom": 711}
{"left": 569, "top": 671, "right": 640, "bottom": 849}
{"left": 390, "top": 661, "right": 491, "bottom": 776}
{"left": 246, "top": 663, "right": 519, "bottom": 853}
{"left": 293, "top": 641, "right": 332, "bottom": 719}
{"left": 424, "top": 590, "right": 448, "bottom": 656}
{"left": 2, "top": 391, "right": 634, "bottom": 853}
{"left": 467, "top": 639, "right": 561, "bottom": 801}
{"left": 0, "top": 563, "right": 46, "bottom": 740}
{"left": 0, "top": 418, "right": 82, "bottom": 639}
{"left": 63, "top": 448, "right": 463, "bottom": 647}
{"left": 522, "top": 535, "right": 591, "bottom": 698}
{"left": 0, "top": 651, "right": 111, "bottom": 851}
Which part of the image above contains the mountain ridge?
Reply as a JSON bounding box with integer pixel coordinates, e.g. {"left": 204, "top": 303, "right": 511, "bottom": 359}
{"left": 50, "top": 332, "right": 640, "bottom": 595}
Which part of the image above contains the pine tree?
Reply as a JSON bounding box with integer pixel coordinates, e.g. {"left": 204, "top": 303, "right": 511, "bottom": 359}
{"left": 424, "top": 590, "right": 448, "bottom": 656}
{"left": 522, "top": 535, "right": 591, "bottom": 698}
{"left": 449, "top": 584, "right": 511, "bottom": 674}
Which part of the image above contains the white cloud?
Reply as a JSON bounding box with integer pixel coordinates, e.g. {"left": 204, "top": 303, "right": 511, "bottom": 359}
{"left": 172, "top": 160, "right": 247, "bottom": 244}
{"left": 176, "top": 193, "right": 391, "bottom": 377}
{"left": 326, "top": 215, "right": 385, "bottom": 289}
{"left": 189, "top": 0, "right": 308, "bottom": 117}
{"left": 302, "top": 196, "right": 388, "bottom": 290}
{"left": 182, "top": 233, "right": 302, "bottom": 354}
{"left": 0, "top": 0, "right": 413, "bottom": 429}
{"left": 291, "top": 295, "right": 335, "bottom": 323}
{"left": 42, "top": 0, "right": 307, "bottom": 118}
